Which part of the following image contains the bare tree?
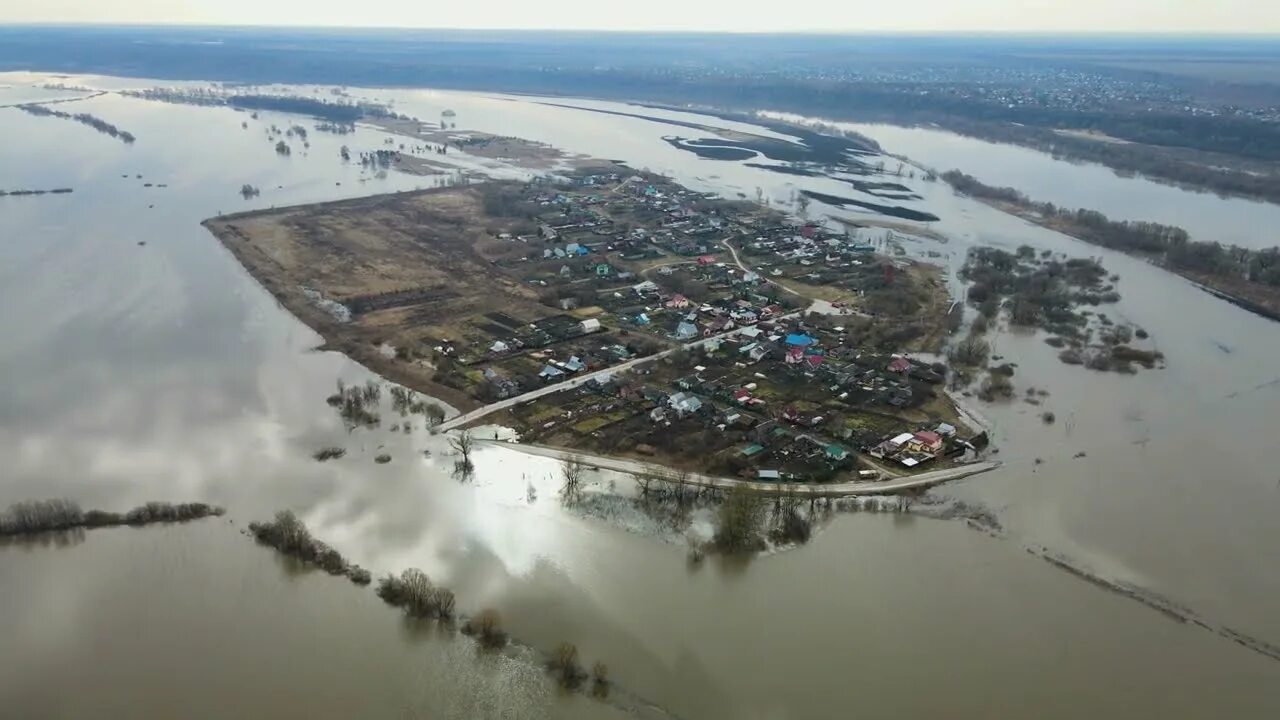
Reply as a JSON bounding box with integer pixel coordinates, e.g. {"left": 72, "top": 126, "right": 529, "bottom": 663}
{"left": 450, "top": 430, "right": 475, "bottom": 478}
{"left": 560, "top": 455, "right": 587, "bottom": 504}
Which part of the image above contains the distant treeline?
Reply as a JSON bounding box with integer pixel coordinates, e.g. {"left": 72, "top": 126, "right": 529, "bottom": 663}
{"left": 228, "top": 95, "right": 363, "bottom": 123}
{"left": 8, "top": 27, "right": 1275, "bottom": 201}
{"left": 1, "top": 188, "right": 73, "bottom": 196}
{"left": 927, "top": 115, "right": 1280, "bottom": 205}
{"left": 18, "top": 104, "right": 135, "bottom": 143}
{"left": 0, "top": 498, "right": 224, "bottom": 536}
{"left": 942, "top": 169, "right": 1280, "bottom": 301}
{"left": 122, "top": 87, "right": 405, "bottom": 124}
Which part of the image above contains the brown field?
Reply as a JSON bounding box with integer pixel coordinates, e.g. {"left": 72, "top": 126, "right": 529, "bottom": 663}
{"left": 203, "top": 184, "right": 545, "bottom": 410}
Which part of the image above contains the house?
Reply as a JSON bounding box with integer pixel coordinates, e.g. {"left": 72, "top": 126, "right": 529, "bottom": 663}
{"left": 785, "top": 333, "right": 817, "bottom": 349}
{"left": 539, "top": 365, "right": 565, "bottom": 381}
{"left": 633, "top": 313, "right": 652, "bottom": 326}
{"left": 665, "top": 294, "right": 691, "bottom": 309}
{"left": 935, "top": 422, "right": 957, "bottom": 438}
{"left": 675, "top": 321, "right": 699, "bottom": 340}
{"left": 579, "top": 318, "right": 602, "bottom": 335}
{"left": 911, "top": 430, "right": 944, "bottom": 454}
{"left": 824, "top": 444, "right": 850, "bottom": 461}
{"left": 632, "top": 280, "right": 660, "bottom": 295}
{"left": 490, "top": 340, "right": 510, "bottom": 354}
{"left": 888, "top": 432, "right": 915, "bottom": 448}
{"left": 563, "top": 356, "right": 587, "bottom": 372}
{"left": 697, "top": 255, "right": 717, "bottom": 266}
{"left": 540, "top": 224, "right": 559, "bottom": 240}
{"left": 748, "top": 344, "right": 772, "bottom": 362}
{"left": 559, "top": 297, "right": 580, "bottom": 311}
{"left": 739, "top": 443, "right": 765, "bottom": 458}
{"left": 668, "top": 392, "right": 703, "bottom": 415}
{"left": 732, "top": 388, "right": 752, "bottom": 403}
{"left": 738, "top": 326, "right": 763, "bottom": 340}
{"left": 559, "top": 265, "right": 573, "bottom": 277}
{"left": 650, "top": 407, "right": 668, "bottom": 423}
{"left": 595, "top": 263, "right": 613, "bottom": 277}
{"left": 705, "top": 316, "right": 735, "bottom": 335}
{"left": 887, "top": 356, "right": 911, "bottom": 373}
{"left": 785, "top": 347, "right": 805, "bottom": 365}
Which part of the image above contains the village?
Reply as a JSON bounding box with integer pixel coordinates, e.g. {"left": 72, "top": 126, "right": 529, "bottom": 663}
{"left": 444, "top": 170, "right": 985, "bottom": 482}
{"left": 207, "top": 165, "right": 985, "bottom": 485}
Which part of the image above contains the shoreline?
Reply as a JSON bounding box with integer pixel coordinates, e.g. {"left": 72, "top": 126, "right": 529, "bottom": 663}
{"left": 482, "top": 439, "right": 1001, "bottom": 497}
{"left": 203, "top": 197, "right": 487, "bottom": 413}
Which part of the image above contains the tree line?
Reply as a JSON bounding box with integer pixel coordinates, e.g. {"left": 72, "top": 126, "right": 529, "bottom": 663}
{"left": 0, "top": 498, "right": 224, "bottom": 536}
{"left": 942, "top": 170, "right": 1280, "bottom": 289}
{"left": 17, "top": 104, "right": 135, "bottom": 143}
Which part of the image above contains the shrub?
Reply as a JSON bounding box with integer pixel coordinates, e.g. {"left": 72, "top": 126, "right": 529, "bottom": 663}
{"left": 591, "top": 662, "right": 611, "bottom": 698}
{"left": 548, "top": 642, "right": 585, "bottom": 689}
{"left": 463, "top": 609, "right": 508, "bottom": 649}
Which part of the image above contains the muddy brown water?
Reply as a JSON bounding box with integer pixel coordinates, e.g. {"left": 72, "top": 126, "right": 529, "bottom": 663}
{"left": 2, "top": 73, "right": 1279, "bottom": 718}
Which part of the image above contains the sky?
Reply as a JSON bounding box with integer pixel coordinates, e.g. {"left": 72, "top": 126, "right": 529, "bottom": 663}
{"left": 1, "top": 0, "right": 1278, "bottom": 34}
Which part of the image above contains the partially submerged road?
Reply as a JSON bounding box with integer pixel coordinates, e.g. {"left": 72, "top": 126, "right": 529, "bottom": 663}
{"left": 481, "top": 440, "right": 1002, "bottom": 497}
{"left": 435, "top": 316, "right": 797, "bottom": 433}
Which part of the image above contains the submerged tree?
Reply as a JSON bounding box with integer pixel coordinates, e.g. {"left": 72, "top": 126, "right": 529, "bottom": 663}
{"left": 713, "top": 487, "right": 768, "bottom": 552}
{"left": 559, "top": 455, "right": 587, "bottom": 504}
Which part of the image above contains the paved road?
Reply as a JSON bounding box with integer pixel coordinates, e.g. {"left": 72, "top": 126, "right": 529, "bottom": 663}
{"left": 480, "top": 440, "right": 1001, "bottom": 497}
{"left": 435, "top": 315, "right": 797, "bottom": 432}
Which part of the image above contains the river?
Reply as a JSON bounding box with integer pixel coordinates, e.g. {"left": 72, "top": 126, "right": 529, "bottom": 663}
{"left": 765, "top": 112, "right": 1280, "bottom": 251}
{"left": 2, "top": 72, "right": 1279, "bottom": 718}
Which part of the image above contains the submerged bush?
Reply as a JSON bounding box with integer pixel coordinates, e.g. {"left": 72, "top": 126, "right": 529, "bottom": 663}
{"left": 248, "top": 510, "right": 373, "bottom": 585}
{"left": 548, "top": 642, "right": 586, "bottom": 689}
{"left": 461, "top": 608, "right": 508, "bottom": 649}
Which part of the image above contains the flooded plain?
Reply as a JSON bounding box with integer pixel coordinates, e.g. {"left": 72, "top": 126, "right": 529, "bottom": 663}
{"left": 2, "top": 72, "right": 1279, "bottom": 718}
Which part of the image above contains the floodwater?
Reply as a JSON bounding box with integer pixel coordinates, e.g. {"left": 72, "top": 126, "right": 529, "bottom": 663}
{"left": 2, "top": 72, "right": 1279, "bottom": 718}
{"left": 766, "top": 112, "right": 1280, "bottom": 251}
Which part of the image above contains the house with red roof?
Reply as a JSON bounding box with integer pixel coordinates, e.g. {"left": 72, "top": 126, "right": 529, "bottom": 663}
{"left": 910, "top": 430, "right": 944, "bottom": 454}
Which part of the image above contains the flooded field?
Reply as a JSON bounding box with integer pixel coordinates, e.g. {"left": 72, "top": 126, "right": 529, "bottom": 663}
{"left": 2, "top": 71, "right": 1279, "bottom": 718}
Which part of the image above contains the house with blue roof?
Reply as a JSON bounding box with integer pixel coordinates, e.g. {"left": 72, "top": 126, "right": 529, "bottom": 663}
{"left": 785, "top": 333, "right": 817, "bottom": 348}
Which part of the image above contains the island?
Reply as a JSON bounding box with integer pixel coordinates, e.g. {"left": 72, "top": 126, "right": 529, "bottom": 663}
{"left": 204, "top": 166, "right": 993, "bottom": 488}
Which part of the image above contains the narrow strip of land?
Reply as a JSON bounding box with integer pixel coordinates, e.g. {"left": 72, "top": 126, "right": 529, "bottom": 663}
{"left": 481, "top": 439, "right": 1000, "bottom": 496}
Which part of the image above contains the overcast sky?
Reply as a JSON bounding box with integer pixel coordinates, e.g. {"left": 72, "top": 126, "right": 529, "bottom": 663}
{"left": 2, "top": 0, "right": 1278, "bottom": 34}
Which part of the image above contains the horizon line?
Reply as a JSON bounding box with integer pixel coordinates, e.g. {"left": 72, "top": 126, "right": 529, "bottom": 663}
{"left": 2, "top": 21, "right": 1280, "bottom": 38}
